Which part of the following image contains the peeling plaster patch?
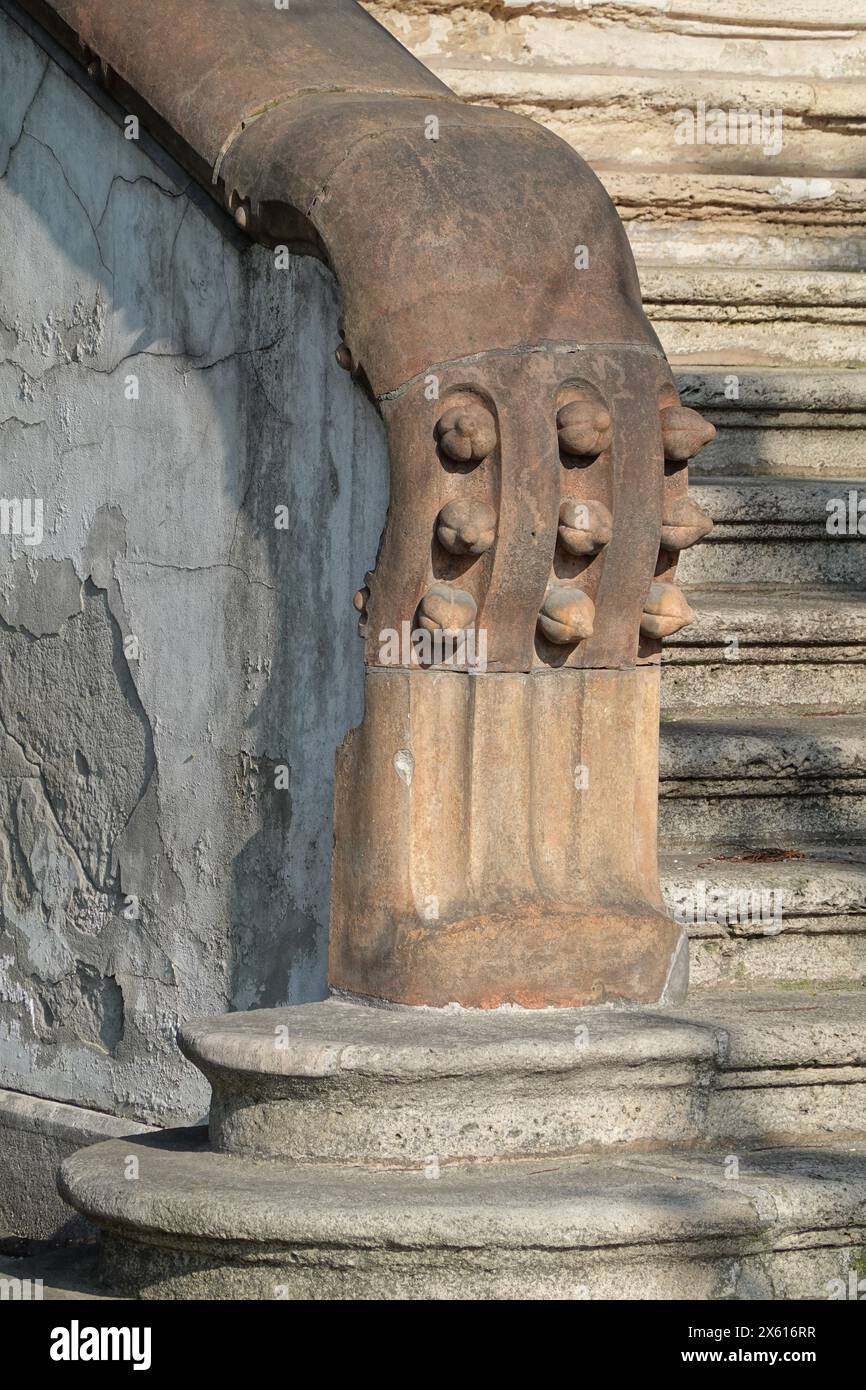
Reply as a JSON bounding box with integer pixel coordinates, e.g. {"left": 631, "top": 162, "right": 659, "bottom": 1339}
{"left": 0, "top": 723, "right": 38, "bottom": 775}
{"left": 13, "top": 779, "right": 84, "bottom": 972}
{"left": 39, "top": 965, "right": 124, "bottom": 1054}
{"left": 114, "top": 778, "right": 185, "bottom": 912}
{"left": 13, "top": 294, "right": 107, "bottom": 367}
{"left": 13, "top": 904, "right": 75, "bottom": 985}
{"left": 0, "top": 953, "right": 38, "bottom": 1031}
{"left": 0, "top": 573, "right": 155, "bottom": 1059}
{"left": 85, "top": 504, "right": 129, "bottom": 625}
{"left": 0, "top": 556, "right": 82, "bottom": 637}
{"left": 193, "top": 834, "right": 217, "bottom": 888}
{"left": 233, "top": 753, "right": 292, "bottom": 827}
{"left": 0, "top": 579, "right": 153, "bottom": 893}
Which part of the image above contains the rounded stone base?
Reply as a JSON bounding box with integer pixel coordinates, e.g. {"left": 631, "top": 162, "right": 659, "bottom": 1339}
{"left": 180, "top": 996, "right": 714, "bottom": 1163}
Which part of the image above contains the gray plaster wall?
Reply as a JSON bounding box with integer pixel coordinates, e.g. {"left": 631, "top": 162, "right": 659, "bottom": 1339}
{"left": 0, "top": 8, "right": 389, "bottom": 1125}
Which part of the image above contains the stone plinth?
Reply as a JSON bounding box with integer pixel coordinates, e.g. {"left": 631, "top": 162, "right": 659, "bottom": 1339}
{"left": 58, "top": 991, "right": 866, "bottom": 1299}
{"left": 179, "top": 998, "right": 718, "bottom": 1163}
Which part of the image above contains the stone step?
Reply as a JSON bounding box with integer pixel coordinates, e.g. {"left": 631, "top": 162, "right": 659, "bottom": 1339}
{"left": 662, "top": 585, "right": 866, "bottom": 714}
{"left": 59, "top": 1129, "right": 866, "bottom": 1300}
{"left": 677, "top": 478, "right": 866, "bottom": 587}
{"left": 57, "top": 986, "right": 866, "bottom": 1297}
{"left": 176, "top": 990, "right": 866, "bottom": 1163}
{"left": 640, "top": 266, "right": 866, "bottom": 368}
{"left": 0, "top": 1089, "right": 154, "bottom": 1244}
{"left": 179, "top": 1002, "right": 719, "bottom": 1164}
{"left": 659, "top": 712, "right": 866, "bottom": 846}
{"left": 660, "top": 848, "right": 866, "bottom": 989}
{"left": 676, "top": 368, "right": 866, "bottom": 480}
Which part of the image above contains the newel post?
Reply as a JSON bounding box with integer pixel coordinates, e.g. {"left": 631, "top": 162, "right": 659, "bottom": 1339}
{"left": 328, "top": 352, "right": 714, "bottom": 1008}
{"left": 239, "top": 96, "right": 719, "bottom": 1007}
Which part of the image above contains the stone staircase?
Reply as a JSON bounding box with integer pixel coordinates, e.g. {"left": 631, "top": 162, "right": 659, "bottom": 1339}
{"left": 658, "top": 374, "right": 866, "bottom": 999}
{"left": 676, "top": 369, "right": 866, "bottom": 481}
{"left": 663, "top": 850, "right": 866, "bottom": 991}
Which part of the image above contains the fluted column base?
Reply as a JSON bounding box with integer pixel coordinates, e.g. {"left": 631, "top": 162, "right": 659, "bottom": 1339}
{"left": 329, "top": 666, "right": 687, "bottom": 1008}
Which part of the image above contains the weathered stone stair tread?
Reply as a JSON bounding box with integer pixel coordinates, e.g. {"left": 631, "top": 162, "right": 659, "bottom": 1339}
{"left": 678, "top": 367, "right": 866, "bottom": 416}
{"left": 672, "top": 988, "right": 866, "bottom": 1071}
{"left": 688, "top": 476, "right": 866, "bottom": 528}
{"left": 676, "top": 368, "right": 866, "bottom": 479}
{"left": 660, "top": 712, "right": 866, "bottom": 783}
{"left": 676, "top": 477, "right": 865, "bottom": 585}
{"left": 180, "top": 1000, "right": 725, "bottom": 1162}
{"left": 678, "top": 546, "right": 862, "bottom": 588}
{"left": 173, "top": 989, "right": 866, "bottom": 1163}
{"left": 661, "top": 849, "right": 866, "bottom": 988}
{"left": 59, "top": 1131, "right": 866, "bottom": 1300}
{"left": 661, "top": 585, "right": 866, "bottom": 713}
{"left": 660, "top": 846, "right": 866, "bottom": 928}
{"left": 666, "top": 585, "right": 866, "bottom": 650}
{"left": 60, "top": 1129, "right": 866, "bottom": 1251}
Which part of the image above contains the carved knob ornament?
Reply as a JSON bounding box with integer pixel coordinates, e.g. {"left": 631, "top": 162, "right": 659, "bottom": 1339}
{"left": 660, "top": 495, "right": 713, "bottom": 551}
{"left": 538, "top": 586, "right": 595, "bottom": 645}
{"left": 417, "top": 584, "right": 478, "bottom": 634}
{"left": 353, "top": 381, "right": 716, "bottom": 661}
{"left": 557, "top": 498, "right": 613, "bottom": 556}
{"left": 660, "top": 405, "right": 716, "bottom": 462}
{"left": 435, "top": 405, "right": 497, "bottom": 464}
{"left": 639, "top": 581, "right": 695, "bottom": 639}
{"left": 436, "top": 499, "right": 497, "bottom": 555}
{"left": 557, "top": 396, "right": 612, "bottom": 459}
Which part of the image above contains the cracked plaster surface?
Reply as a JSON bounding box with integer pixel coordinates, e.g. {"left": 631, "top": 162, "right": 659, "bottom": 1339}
{"left": 0, "top": 10, "right": 389, "bottom": 1124}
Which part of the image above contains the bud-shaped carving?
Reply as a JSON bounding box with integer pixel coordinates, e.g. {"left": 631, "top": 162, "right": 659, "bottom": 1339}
{"left": 639, "top": 581, "right": 695, "bottom": 638}
{"left": 558, "top": 498, "right": 613, "bottom": 557}
{"left": 660, "top": 495, "right": 713, "bottom": 551}
{"left": 538, "top": 586, "right": 595, "bottom": 645}
{"left": 659, "top": 405, "right": 716, "bottom": 462}
{"left": 436, "top": 499, "right": 497, "bottom": 556}
{"left": 557, "top": 395, "right": 612, "bottom": 459}
{"left": 435, "top": 405, "right": 497, "bottom": 463}
{"left": 417, "top": 584, "right": 478, "bottom": 633}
